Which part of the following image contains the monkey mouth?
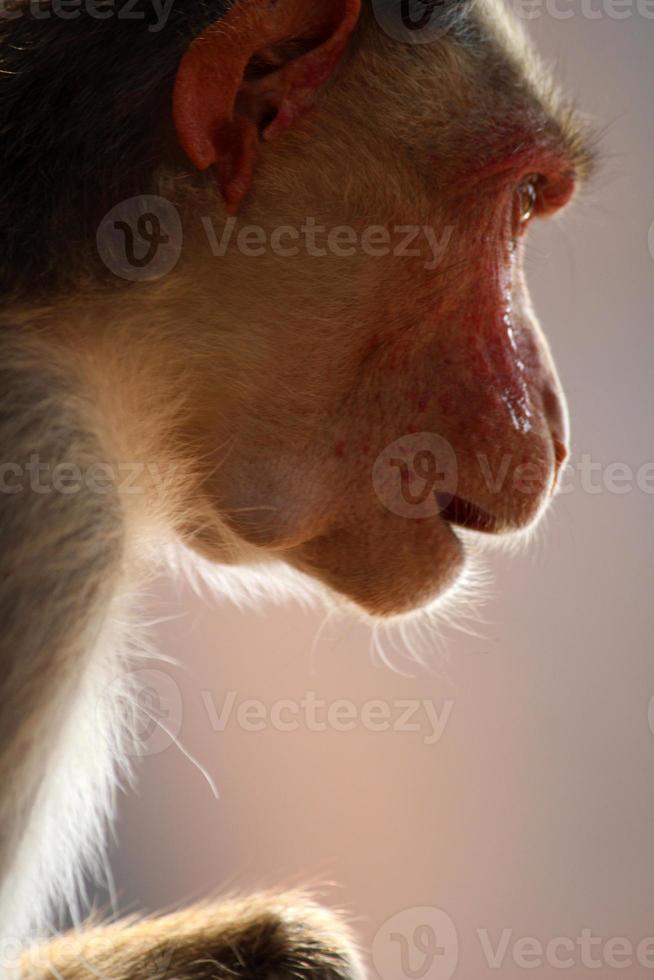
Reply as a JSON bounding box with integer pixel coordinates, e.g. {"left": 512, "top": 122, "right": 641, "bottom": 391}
{"left": 437, "top": 494, "right": 501, "bottom": 534}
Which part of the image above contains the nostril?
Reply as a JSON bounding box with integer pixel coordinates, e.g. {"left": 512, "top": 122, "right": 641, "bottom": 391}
{"left": 553, "top": 436, "right": 568, "bottom": 469}
{"left": 541, "top": 381, "right": 568, "bottom": 451}
{"left": 549, "top": 436, "right": 569, "bottom": 496}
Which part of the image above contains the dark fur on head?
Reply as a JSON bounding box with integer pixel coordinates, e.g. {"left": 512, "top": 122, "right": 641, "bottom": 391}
{"left": 0, "top": 0, "right": 233, "bottom": 298}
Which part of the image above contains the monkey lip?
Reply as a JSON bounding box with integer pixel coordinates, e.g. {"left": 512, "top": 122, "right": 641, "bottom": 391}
{"left": 437, "top": 494, "right": 501, "bottom": 534}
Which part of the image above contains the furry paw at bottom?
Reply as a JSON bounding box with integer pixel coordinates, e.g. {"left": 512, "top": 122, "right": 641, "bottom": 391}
{"left": 20, "top": 892, "right": 366, "bottom": 979}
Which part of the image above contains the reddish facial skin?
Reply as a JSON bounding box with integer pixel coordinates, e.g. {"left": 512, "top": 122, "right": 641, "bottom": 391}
{"left": 171, "top": 0, "right": 593, "bottom": 617}
{"left": 284, "top": 201, "right": 568, "bottom": 613}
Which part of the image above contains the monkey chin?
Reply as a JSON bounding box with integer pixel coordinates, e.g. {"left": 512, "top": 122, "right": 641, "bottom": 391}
{"left": 286, "top": 508, "right": 467, "bottom": 620}
{"left": 283, "top": 468, "right": 560, "bottom": 620}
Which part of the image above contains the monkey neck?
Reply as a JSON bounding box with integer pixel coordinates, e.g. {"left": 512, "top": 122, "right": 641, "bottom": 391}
{"left": 0, "top": 286, "right": 243, "bottom": 559}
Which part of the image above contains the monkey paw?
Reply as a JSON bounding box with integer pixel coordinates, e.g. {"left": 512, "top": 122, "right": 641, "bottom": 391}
{"left": 20, "top": 892, "right": 366, "bottom": 979}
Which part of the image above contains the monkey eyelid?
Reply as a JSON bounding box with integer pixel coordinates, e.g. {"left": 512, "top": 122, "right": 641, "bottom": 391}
{"left": 459, "top": 142, "right": 584, "bottom": 216}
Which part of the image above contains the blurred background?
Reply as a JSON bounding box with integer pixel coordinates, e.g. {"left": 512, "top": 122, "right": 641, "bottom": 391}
{"left": 105, "top": 5, "right": 654, "bottom": 978}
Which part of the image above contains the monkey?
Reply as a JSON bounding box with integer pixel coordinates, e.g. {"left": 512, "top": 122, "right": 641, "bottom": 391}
{"left": 0, "top": 0, "right": 596, "bottom": 974}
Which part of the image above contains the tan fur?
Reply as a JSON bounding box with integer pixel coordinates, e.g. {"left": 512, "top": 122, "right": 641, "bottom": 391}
{"left": 21, "top": 893, "right": 364, "bottom": 979}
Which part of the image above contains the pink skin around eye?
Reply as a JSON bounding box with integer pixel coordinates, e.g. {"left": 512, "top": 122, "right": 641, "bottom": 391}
{"left": 461, "top": 144, "right": 578, "bottom": 216}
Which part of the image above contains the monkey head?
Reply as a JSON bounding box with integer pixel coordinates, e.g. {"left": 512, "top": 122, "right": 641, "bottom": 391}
{"left": 154, "top": 0, "right": 594, "bottom": 616}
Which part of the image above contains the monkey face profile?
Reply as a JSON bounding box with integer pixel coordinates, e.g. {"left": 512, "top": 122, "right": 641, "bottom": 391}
{"left": 144, "top": 0, "right": 594, "bottom": 616}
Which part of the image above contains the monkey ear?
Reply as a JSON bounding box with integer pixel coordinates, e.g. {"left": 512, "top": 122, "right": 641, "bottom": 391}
{"left": 173, "top": 0, "right": 361, "bottom": 214}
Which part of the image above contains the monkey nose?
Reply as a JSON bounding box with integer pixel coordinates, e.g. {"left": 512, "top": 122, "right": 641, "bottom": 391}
{"left": 540, "top": 379, "right": 569, "bottom": 492}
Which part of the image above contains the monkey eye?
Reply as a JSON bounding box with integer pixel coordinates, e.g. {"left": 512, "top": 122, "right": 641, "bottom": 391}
{"left": 512, "top": 176, "right": 541, "bottom": 239}
{"left": 519, "top": 178, "right": 538, "bottom": 221}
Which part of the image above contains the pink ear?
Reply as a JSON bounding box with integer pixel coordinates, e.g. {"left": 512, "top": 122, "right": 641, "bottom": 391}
{"left": 173, "top": 0, "right": 361, "bottom": 214}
